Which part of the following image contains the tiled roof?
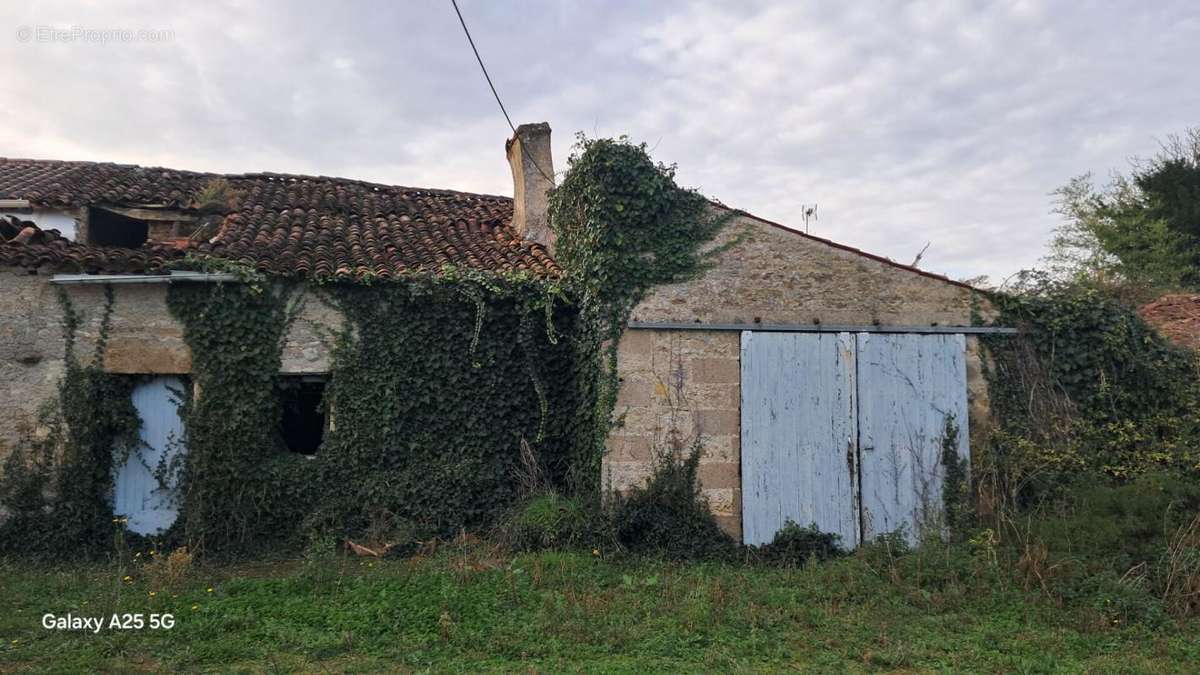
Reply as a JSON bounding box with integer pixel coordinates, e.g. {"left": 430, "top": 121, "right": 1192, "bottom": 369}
{"left": 1138, "top": 294, "right": 1200, "bottom": 351}
{"left": 0, "top": 157, "right": 559, "bottom": 280}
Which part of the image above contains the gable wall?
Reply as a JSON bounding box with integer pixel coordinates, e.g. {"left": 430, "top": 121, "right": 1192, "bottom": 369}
{"left": 608, "top": 214, "right": 993, "bottom": 540}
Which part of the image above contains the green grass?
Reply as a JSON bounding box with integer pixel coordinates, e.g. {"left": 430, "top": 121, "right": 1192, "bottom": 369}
{"left": 1, "top": 543, "right": 1196, "bottom": 673}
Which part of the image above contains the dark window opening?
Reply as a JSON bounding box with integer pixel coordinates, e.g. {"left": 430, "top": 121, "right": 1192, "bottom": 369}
{"left": 89, "top": 207, "right": 149, "bottom": 248}
{"left": 277, "top": 376, "right": 327, "bottom": 455}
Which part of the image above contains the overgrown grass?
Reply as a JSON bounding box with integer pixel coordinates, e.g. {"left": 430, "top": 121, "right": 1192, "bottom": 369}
{"left": 2, "top": 538, "right": 1197, "bottom": 673}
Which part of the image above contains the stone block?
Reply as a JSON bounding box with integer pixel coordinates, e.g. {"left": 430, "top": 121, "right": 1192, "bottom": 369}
{"left": 104, "top": 337, "right": 191, "bottom": 374}
{"left": 695, "top": 408, "right": 739, "bottom": 436}
{"left": 605, "top": 434, "right": 653, "bottom": 462}
{"left": 691, "top": 357, "right": 740, "bottom": 383}
{"left": 703, "top": 487, "right": 738, "bottom": 515}
{"left": 697, "top": 435, "right": 737, "bottom": 464}
{"left": 615, "top": 377, "right": 653, "bottom": 407}
{"left": 603, "top": 460, "right": 653, "bottom": 492}
{"left": 689, "top": 384, "right": 739, "bottom": 410}
{"left": 617, "top": 330, "right": 654, "bottom": 358}
{"left": 697, "top": 462, "right": 740, "bottom": 489}
{"left": 713, "top": 514, "right": 742, "bottom": 540}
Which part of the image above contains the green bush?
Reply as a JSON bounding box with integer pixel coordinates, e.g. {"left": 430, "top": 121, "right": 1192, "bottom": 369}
{"left": 496, "top": 490, "right": 594, "bottom": 550}
{"left": 751, "top": 519, "right": 844, "bottom": 566}
{"left": 1025, "top": 471, "right": 1200, "bottom": 571}
{"left": 1008, "top": 472, "right": 1200, "bottom": 620}
{"left": 983, "top": 275, "right": 1200, "bottom": 500}
{"left": 609, "top": 442, "right": 736, "bottom": 560}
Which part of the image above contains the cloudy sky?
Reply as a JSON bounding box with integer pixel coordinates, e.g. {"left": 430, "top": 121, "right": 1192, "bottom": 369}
{"left": 2, "top": 1, "right": 1197, "bottom": 281}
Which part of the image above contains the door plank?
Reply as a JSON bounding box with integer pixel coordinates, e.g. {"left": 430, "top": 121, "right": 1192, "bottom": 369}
{"left": 741, "top": 332, "right": 858, "bottom": 547}
{"left": 856, "top": 333, "right": 968, "bottom": 545}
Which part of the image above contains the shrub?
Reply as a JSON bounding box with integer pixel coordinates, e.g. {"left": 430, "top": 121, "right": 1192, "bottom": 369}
{"left": 751, "top": 519, "right": 843, "bottom": 566}
{"left": 1024, "top": 471, "right": 1200, "bottom": 571}
{"left": 1009, "top": 472, "right": 1200, "bottom": 619}
{"left": 608, "top": 441, "right": 736, "bottom": 560}
{"left": 982, "top": 274, "right": 1200, "bottom": 511}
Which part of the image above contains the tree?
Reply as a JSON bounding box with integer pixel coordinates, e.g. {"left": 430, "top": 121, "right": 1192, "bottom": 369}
{"left": 1048, "top": 128, "right": 1200, "bottom": 294}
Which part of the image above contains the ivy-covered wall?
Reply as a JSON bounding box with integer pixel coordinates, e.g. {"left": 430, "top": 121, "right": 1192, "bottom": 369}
{"left": 0, "top": 135, "right": 998, "bottom": 553}
{"left": 0, "top": 270, "right": 346, "bottom": 461}
{"left": 0, "top": 271, "right": 590, "bottom": 555}
{"left": 1, "top": 134, "right": 1010, "bottom": 555}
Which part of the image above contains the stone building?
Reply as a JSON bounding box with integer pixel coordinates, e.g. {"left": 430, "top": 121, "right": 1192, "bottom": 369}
{"left": 0, "top": 123, "right": 996, "bottom": 544}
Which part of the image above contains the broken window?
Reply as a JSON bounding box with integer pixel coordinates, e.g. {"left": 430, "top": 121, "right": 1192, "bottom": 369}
{"left": 88, "top": 207, "right": 149, "bottom": 248}
{"left": 276, "top": 376, "right": 327, "bottom": 456}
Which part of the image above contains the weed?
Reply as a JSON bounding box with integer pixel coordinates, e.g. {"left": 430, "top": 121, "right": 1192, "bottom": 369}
{"left": 1162, "top": 512, "right": 1200, "bottom": 617}
{"left": 191, "top": 178, "right": 241, "bottom": 213}
{"left": 497, "top": 490, "right": 593, "bottom": 550}
{"left": 143, "top": 546, "right": 193, "bottom": 591}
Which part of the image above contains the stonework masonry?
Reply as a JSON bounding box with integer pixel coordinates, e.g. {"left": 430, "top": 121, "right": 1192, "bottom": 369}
{"left": 0, "top": 269, "right": 343, "bottom": 457}
{"left": 609, "top": 212, "right": 994, "bottom": 541}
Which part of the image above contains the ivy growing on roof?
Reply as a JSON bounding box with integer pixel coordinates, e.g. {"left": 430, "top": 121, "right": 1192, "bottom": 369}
{"left": 548, "top": 134, "right": 736, "bottom": 495}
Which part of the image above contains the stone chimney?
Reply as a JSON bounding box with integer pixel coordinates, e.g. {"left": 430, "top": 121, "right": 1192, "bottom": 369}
{"left": 506, "top": 122, "right": 555, "bottom": 252}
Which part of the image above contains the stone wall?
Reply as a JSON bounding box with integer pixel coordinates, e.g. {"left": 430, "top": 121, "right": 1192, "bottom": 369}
{"left": 607, "top": 329, "right": 743, "bottom": 536}
{"left": 609, "top": 212, "right": 993, "bottom": 541}
{"left": 0, "top": 270, "right": 68, "bottom": 456}
{"left": 0, "top": 270, "right": 343, "bottom": 459}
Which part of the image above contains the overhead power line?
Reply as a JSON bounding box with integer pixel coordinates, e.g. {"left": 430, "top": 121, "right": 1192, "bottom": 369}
{"left": 450, "top": 0, "right": 555, "bottom": 185}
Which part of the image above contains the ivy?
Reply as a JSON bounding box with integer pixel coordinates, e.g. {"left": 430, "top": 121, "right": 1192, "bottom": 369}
{"left": 548, "top": 135, "right": 734, "bottom": 495}
{"left": 305, "top": 276, "right": 583, "bottom": 539}
{"left": 939, "top": 416, "right": 972, "bottom": 541}
{"left": 0, "top": 285, "right": 140, "bottom": 559}
{"left": 981, "top": 272, "right": 1200, "bottom": 502}
{"left": 166, "top": 281, "right": 296, "bottom": 555}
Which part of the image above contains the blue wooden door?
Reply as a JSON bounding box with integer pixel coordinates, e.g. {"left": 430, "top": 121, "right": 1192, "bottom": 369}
{"left": 740, "top": 332, "right": 968, "bottom": 547}
{"left": 856, "top": 333, "right": 968, "bottom": 544}
{"left": 113, "top": 376, "right": 186, "bottom": 535}
{"left": 740, "top": 332, "right": 860, "bottom": 547}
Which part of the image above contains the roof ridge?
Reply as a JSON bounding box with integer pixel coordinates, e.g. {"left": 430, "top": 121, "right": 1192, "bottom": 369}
{"left": 0, "top": 156, "right": 513, "bottom": 203}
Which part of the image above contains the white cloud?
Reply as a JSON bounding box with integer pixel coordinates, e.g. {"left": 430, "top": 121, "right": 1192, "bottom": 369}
{"left": 1, "top": 0, "right": 1197, "bottom": 281}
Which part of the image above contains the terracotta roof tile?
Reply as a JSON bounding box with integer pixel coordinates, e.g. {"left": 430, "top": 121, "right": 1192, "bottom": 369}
{"left": 1138, "top": 294, "right": 1200, "bottom": 351}
{"left": 0, "top": 157, "right": 558, "bottom": 280}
